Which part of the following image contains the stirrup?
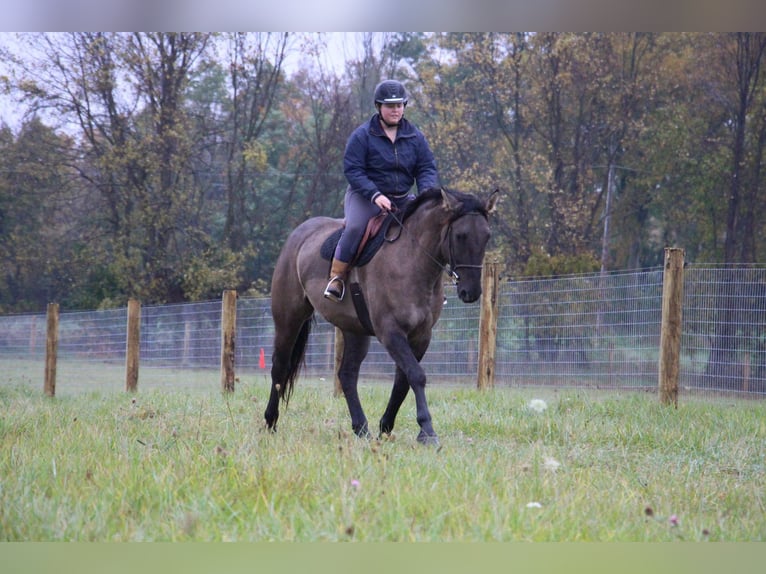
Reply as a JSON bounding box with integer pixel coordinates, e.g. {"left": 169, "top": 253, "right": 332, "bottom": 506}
{"left": 323, "top": 276, "right": 346, "bottom": 302}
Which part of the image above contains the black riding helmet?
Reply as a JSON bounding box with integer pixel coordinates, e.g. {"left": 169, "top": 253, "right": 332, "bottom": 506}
{"left": 374, "top": 80, "right": 408, "bottom": 106}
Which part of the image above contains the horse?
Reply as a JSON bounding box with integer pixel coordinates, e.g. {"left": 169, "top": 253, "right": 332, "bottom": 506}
{"left": 264, "top": 187, "right": 499, "bottom": 445}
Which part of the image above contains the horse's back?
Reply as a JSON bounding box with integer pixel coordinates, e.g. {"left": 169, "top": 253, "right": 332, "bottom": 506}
{"left": 271, "top": 216, "right": 342, "bottom": 296}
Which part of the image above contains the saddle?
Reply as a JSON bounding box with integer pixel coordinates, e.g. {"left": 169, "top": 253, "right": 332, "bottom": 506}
{"left": 320, "top": 211, "right": 398, "bottom": 336}
{"left": 320, "top": 211, "right": 396, "bottom": 267}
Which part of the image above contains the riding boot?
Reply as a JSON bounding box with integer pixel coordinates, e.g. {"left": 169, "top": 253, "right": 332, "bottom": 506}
{"left": 323, "top": 259, "right": 350, "bottom": 302}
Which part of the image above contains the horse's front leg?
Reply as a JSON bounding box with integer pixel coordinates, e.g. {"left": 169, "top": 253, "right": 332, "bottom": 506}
{"left": 338, "top": 332, "right": 371, "bottom": 438}
{"left": 379, "top": 367, "right": 409, "bottom": 436}
{"left": 379, "top": 331, "right": 438, "bottom": 446}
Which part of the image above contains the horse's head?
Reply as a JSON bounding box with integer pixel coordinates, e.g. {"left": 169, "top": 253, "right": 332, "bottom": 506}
{"left": 440, "top": 188, "right": 500, "bottom": 303}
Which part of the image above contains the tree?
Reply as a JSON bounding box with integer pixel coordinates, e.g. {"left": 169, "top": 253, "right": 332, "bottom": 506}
{"left": 716, "top": 33, "right": 766, "bottom": 263}
{"left": 0, "top": 119, "right": 82, "bottom": 311}
{"left": 278, "top": 70, "right": 353, "bottom": 220}
{"left": 417, "top": 33, "right": 663, "bottom": 274}
{"left": 8, "top": 33, "right": 249, "bottom": 305}
{"left": 219, "top": 33, "right": 288, "bottom": 254}
{"left": 418, "top": 33, "right": 535, "bottom": 269}
{"left": 6, "top": 32, "right": 766, "bottom": 315}
{"left": 692, "top": 33, "right": 766, "bottom": 386}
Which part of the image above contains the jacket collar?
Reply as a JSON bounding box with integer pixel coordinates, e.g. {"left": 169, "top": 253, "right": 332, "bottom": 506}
{"left": 368, "top": 114, "right": 416, "bottom": 138}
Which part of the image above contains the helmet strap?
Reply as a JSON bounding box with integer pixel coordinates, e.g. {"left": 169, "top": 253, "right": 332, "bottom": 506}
{"left": 376, "top": 104, "right": 404, "bottom": 128}
{"left": 380, "top": 116, "right": 400, "bottom": 128}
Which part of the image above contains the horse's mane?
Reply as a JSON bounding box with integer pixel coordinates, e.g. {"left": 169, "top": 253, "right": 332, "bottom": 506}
{"left": 400, "top": 187, "right": 488, "bottom": 223}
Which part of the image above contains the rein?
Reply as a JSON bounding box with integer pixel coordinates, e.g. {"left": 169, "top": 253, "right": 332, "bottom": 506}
{"left": 387, "top": 208, "right": 486, "bottom": 284}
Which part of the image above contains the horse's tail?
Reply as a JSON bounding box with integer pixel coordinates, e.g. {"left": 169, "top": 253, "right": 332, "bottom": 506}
{"left": 280, "top": 315, "right": 313, "bottom": 405}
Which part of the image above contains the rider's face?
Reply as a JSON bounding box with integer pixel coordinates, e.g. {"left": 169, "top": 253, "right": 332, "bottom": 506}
{"left": 380, "top": 102, "right": 404, "bottom": 125}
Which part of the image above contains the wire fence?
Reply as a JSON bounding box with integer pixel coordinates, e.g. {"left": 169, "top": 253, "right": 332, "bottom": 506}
{"left": 1, "top": 264, "right": 765, "bottom": 397}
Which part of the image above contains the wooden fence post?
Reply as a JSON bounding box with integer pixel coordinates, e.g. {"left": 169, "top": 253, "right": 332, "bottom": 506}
{"left": 125, "top": 298, "right": 141, "bottom": 392}
{"left": 658, "top": 247, "right": 685, "bottom": 407}
{"left": 220, "top": 290, "right": 237, "bottom": 393}
{"left": 44, "top": 302, "right": 59, "bottom": 397}
{"left": 477, "top": 262, "right": 500, "bottom": 390}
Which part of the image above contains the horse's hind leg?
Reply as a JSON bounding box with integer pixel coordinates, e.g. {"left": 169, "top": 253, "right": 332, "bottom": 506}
{"left": 264, "top": 380, "right": 282, "bottom": 431}
{"left": 264, "top": 334, "right": 292, "bottom": 431}
{"left": 379, "top": 367, "right": 409, "bottom": 436}
{"left": 264, "top": 300, "right": 313, "bottom": 432}
{"left": 338, "top": 332, "right": 371, "bottom": 438}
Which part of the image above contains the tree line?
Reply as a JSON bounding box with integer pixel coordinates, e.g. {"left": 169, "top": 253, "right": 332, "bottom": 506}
{"left": 1, "top": 32, "right": 766, "bottom": 313}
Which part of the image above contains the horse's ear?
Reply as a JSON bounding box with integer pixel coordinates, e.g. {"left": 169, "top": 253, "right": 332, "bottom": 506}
{"left": 485, "top": 188, "right": 500, "bottom": 214}
{"left": 440, "top": 187, "right": 460, "bottom": 213}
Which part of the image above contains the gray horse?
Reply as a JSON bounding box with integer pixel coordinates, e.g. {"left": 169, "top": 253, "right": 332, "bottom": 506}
{"left": 264, "top": 187, "right": 499, "bottom": 445}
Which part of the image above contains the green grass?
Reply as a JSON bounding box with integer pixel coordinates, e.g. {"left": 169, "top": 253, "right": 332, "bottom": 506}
{"left": 0, "top": 378, "right": 764, "bottom": 541}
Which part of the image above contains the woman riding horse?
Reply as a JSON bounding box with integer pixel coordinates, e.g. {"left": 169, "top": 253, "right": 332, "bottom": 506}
{"left": 266, "top": 185, "right": 499, "bottom": 445}
{"left": 324, "top": 79, "right": 439, "bottom": 302}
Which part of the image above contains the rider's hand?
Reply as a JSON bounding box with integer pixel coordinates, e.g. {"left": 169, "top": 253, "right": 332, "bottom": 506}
{"left": 374, "top": 195, "right": 392, "bottom": 212}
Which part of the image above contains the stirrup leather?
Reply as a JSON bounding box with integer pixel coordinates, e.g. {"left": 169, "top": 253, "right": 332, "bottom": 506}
{"left": 323, "top": 276, "right": 346, "bottom": 302}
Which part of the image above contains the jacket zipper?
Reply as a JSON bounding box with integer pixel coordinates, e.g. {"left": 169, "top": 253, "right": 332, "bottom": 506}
{"left": 393, "top": 141, "right": 399, "bottom": 192}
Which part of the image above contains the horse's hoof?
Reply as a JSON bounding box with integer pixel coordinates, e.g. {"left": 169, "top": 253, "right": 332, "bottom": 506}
{"left": 264, "top": 420, "right": 277, "bottom": 433}
{"left": 353, "top": 422, "right": 372, "bottom": 439}
{"left": 417, "top": 431, "right": 440, "bottom": 447}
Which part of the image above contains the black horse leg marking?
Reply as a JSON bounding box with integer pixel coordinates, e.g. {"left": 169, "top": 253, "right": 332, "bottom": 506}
{"left": 380, "top": 331, "right": 439, "bottom": 446}
{"left": 264, "top": 380, "right": 281, "bottom": 431}
{"left": 379, "top": 367, "right": 409, "bottom": 436}
{"left": 338, "top": 332, "right": 371, "bottom": 438}
{"left": 264, "top": 303, "right": 313, "bottom": 432}
{"left": 409, "top": 367, "right": 438, "bottom": 446}
{"left": 264, "top": 334, "right": 296, "bottom": 431}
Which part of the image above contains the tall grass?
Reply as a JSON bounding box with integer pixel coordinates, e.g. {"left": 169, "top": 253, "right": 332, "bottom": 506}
{"left": 0, "top": 379, "right": 764, "bottom": 541}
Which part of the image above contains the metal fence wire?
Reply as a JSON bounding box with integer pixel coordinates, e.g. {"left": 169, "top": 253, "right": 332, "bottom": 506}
{"left": 1, "top": 264, "right": 764, "bottom": 397}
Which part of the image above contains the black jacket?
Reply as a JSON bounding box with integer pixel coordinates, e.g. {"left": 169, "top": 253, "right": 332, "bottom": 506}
{"left": 343, "top": 114, "right": 439, "bottom": 203}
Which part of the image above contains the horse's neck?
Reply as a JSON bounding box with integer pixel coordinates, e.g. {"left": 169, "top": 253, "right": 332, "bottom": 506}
{"left": 401, "top": 207, "right": 447, "bottom": 268}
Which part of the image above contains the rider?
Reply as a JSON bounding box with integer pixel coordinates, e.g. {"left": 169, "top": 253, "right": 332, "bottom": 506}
{"left": 324, "top": 79, "right": 440, "bottom": 302}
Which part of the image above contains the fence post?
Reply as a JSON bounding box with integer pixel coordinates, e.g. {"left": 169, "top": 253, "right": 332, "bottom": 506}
{"left": 44, "top": 302, "right": 59, "bottom": 397}
{"left": 220, "top": 289, "right": 237, "bottom": 393}
{"left": 658, "top": 247, "right": 685, "bottom": 407}
{"left": 125, "top": 298, "right": 141, "bottom": 392}
{"left": 477, "top": 261, "right": 500, "bottom": 390}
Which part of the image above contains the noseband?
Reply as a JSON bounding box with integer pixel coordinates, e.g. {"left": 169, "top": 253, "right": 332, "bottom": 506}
{"left": 445, "top": 212, "right": 487, "bottom": 284}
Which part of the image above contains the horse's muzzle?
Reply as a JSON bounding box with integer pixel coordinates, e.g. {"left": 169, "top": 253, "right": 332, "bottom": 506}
{"left": 457, "top": 285, "right": 481, "bottom": 303}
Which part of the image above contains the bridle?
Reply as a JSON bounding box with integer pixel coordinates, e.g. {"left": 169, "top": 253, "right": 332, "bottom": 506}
{"left": 388, "top": 208, "right": 487, "bottom": 284}
{"left": 446, "top": 213, "right": 486, "bottom": 283}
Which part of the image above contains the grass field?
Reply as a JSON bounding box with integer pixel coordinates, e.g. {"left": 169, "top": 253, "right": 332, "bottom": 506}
{"left": 1, "top": 374, "right": 764, "bottom": 542}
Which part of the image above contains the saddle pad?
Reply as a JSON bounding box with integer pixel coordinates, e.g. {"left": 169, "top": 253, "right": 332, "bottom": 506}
{"left": 320, "top": 214, "right": 395, "bottom": 267}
